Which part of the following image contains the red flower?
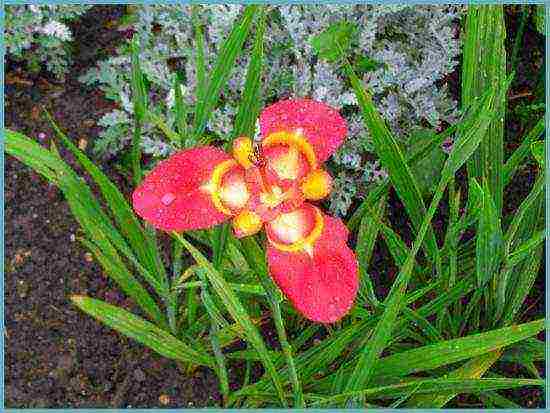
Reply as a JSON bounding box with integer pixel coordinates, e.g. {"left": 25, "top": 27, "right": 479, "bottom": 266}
{"left": 133, "top": 99, "right": 359, "bottom": 323}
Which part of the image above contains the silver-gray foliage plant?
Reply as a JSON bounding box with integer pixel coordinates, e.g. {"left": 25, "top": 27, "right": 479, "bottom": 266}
{"left": 80, "top": 4, "right": 463, "bottom": 216}
{"left": 5, "top": 5, "right": 93, "bottom": 79}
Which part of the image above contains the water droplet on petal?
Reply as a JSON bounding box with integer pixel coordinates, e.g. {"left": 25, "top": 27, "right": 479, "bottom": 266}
{"left": 161, "top": 192, "right": 176, "bottom": 206}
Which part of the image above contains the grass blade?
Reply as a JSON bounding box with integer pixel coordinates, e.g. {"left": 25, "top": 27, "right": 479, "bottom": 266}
{"left": 232, "top": 7, "right": 266, "bottom": 141}
{"left": 372, "top": 319, "right": 544, "bottom": 380}
{"left": 355, "top": 196, "right": 385, "bottom": 307}
{"left": 503, "top": 117, "right": 544, "bottom": 185}
{"left": 462, "top": 5, "right": 506, "bottom": 215}
{"left": 501, "top": 247, "right": 544, "bottom": 326}
{"left": 192, "top": 5, "right": 207, "bottom": 111}
{"left": 174, "top": 233, "right": 287, "bottom": 406}
{"left": 240, "top": 237, "right": 304, "bottom": 407}
{"left": 212, "top": 223, "right": 232, "bottom": 270}
{"left": 347, "top": 125, "right": 456, "bottom": 231}
{"left": 45, "top": 113, "right": 169, "bottom": 292}
{"left": 173, "top": 73, "right": 188, "bottom": 145}
{"left": 193, "top": 6, "right": 258, "bottom": 140}
{"left": 342, "top": 51, "right": 439, "bottom": 266}
{"left": 406, "top": 350, "right": 502, "bottom": 407}
{"left": 476, "top": 181, "right": 504, "bottom": 287}
{"left": 210, "top": 321, "right": 230, "bottom": 405}
{"left": 481, "top": 391, "right": 522, "bottom": 408}
{"left": 344, "top": 74, "right": 500, "bottom": 393}
{"left": 7, "top": 130, "right": 168, "bottom": 324}
{"left": 130, "top": 34, "right": 147, "bottom": 186}
{"left": 71, "top": 295, "right": 214, "bottom": 367}
{"left": 309, "top": 377, "right": 543, "bottom": 406}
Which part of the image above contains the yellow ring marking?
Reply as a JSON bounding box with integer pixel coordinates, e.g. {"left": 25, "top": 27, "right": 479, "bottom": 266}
{"left": 262, "top": 130, "right": 318, "bottom": 170}
{"left": 202, "top": 159, "right": 238, "bottom": 215}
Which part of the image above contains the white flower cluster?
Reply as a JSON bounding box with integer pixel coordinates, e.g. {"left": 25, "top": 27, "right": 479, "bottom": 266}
{"left": 41, "top": 21, "right": 72, "bottom": 42}
{"left": 80, "top": 4, "right": 463, "bottom": 215}
{"left": 6, "top": 5, "right": 92, "bottom": 78}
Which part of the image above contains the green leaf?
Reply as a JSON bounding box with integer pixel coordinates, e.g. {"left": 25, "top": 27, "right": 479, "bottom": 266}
{"left": 173, "top": 73, "right": 188, "bottom": 145}
{"left": 7, "top": 130, "right": 167, "bottom": 327}
{"left": 174, "top": 233, "right": 287, "bottom": 406}
{"left": 371, "top": 319, "right": 544, "bottom": 381}
{"left": 407, "top": 350, "right": 502, "bottom": 407}
{"left": 355, "top": 196, "right": 385, "bottom": 307}
{"left": 400, "top": 306, "right": 444, "bottom": 344}
{"left": 146, "top": 109, "right": 180, "bottom": 144}
{"left": 481, "top": 391, "right": 522, "bottom": 408}
{"left": 235, "top": 276, "right": 478, "bottom": 401}
{"left": 210, "top": 321, "right": 230, "bottom": 405}
{"left": 501, "top": 247, "right": 544, "bottom": 326}
{"left": 501, "top": 338, "right": 545, "bottom": 363}
{"left": 194, "top": 6, "right": 258, "bottom": 140}
{"left": 495, "top": 170, "right": 543, "bottom": 326}
{"left": 240, "top": 237, "right": 304, "bottom": 407}
{"left": 506, "top": 229, "right": 545, "bottom": 267}
{"left": 465, "top": 177, "right": 483, "bottom": 219}
{"left": 130, "top": 34, "right": 147, "bottom": 186}
{"left": 441, "top": 182, "right": 461, "bottom": 292}
{"left": 503, "top": 117, "right": 544, "bottom": 185}
{"left": 212, "top": 223, "right": 232, "bottom": 270}
{"left": 192, "top": 5, "right": 207, "bottom": 109}
{"left": 311, "top": 21, "right": 358, "bottom": 62}
{"left": 130, "top": 34, "right": 148, "bottom": 122}
{"left": 407, "top": 128, "right": 446, "bottom": 195}
{"left": 530, "top": 140, "right": 545, "bottom": 167}
{"left": 503, "top": 174, "right": 544, "bottom": 256}
{"left": 45, "top": 113, "right": 169, "bottom": 294}
{"left": 71, "top": 296, "right": 214, "bottom": 367}
{"left": 343, "top": 70, "right": 501, "bottom": 393}
{"left": 347, "top": 124, "right": 456, "bottom": 231}
{"left": 475, "top": 181, "right": 504, "bottom": 286}
{"left": 309, "top": 377, "right": 543, "bottom": 406}
{"left": 534, "top": 4, "right": 544, "bottom": 35}
{"left": 76, "top": 226, "right": 166, "bottom": 328}
{"left": 232, "top": 8, "right": 266, "bottom": 141}
{"left": 341, "top": 49, "right": 440, "bottom": 267}
{"left": 462, "top": 5, "right": 506, "bottom": 215}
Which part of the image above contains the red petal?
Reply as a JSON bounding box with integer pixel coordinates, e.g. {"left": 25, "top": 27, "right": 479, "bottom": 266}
{"left": 266, "top": 209, "right": 359, "bottom": 323}
{"left": 132, "top": 146, "right": 232, "bottom": 231}
{"left": 259, "top": 99, "right": 348, "bottom": 163}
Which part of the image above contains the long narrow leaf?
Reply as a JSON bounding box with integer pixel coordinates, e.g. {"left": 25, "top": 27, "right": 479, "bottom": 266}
{"left": 309, "top": 377, "right": 543, "bottom": 406}
{"left": 174, "top": 233, "right": 287, "bottom": 406}
{"left": 194, "top": 6, "right": 258, "bottom": 139}
{"left": 344, "top": 71, "right": 500, "bottom": 393}
{"left": 406, "top": 350, "right": 502, "bottom": 407}
{"left": 240, "top": 237, "right": 304, "bottom": 407}
{"left": 342, "top": 52, "right": 439, "bottom": 265}
{"left": 462, "top": 5, "right": 506, "bottom": 215}
{"left": 45, "top": 113, "right": 169, "bottom": 291}
{"left": 71, "top": 296, "right": 213, "bottom": 367}
{"left": 232, "top": 7, "right": 266, "bottom": 141}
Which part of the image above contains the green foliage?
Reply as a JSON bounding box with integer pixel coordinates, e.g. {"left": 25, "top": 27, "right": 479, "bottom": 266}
{"left": 310, "top": 21, "right": 358, "bottom": 62}
{"left": 6, "top": 4, "right": 544, "bottom": 409}
{"left": 530, "top": 140, "right": 545, "bottom": 167}
{"left": 407, "top": 128, "right": 447, "bottom": 195}
{"left": 534, "top": 5, "right": 544, "bottom": 35}
{"left": 462, "top": 5, "right": 506, "bottom": 216}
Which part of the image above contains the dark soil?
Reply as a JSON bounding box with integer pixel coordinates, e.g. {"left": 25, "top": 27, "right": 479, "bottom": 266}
{"left": 4, "top": 4, "right": 545, "bottom": 409}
